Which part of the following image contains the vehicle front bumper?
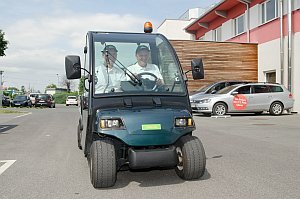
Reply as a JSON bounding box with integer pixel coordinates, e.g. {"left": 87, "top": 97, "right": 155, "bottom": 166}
{"left": 191, "top": 102, "right": 213, "bottom": 113}
{"left": 128, "top": 146, "right": 178, "bottom": 169}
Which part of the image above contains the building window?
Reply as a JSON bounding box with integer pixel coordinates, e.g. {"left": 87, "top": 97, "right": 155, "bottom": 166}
{"left": 261, "top": 0, "right": 278, "bottom": 24}
{"left": 234, "top": 15, "right": 245, "bottom": 35}
{"left": 265, "top": 71, "right": 276, "bottom": 83}
{"left": 213, "top": 26, "right": 222, "bottom": 41}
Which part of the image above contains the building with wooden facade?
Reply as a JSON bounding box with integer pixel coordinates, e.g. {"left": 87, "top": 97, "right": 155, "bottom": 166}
{"left": 184, "top": 0, "right": 300, "bottom": 112}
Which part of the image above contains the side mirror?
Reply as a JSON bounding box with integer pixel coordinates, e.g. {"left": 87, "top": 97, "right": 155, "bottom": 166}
{"left": 191, "top": 58, "right": 204, "bottom": 80}
{"left": 65, "top": 55, "right": 81, "bottom": 79}
{"left": 231, "top": 91, "right": 238, "bottom": 95}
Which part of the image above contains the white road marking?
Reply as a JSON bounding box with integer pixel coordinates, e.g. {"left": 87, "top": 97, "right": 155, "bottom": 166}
{"left": 15, "top": 112, "right": 32, "bottom": 118}
{"left": 0, "top": 160, "right": 16, "bottom": 176}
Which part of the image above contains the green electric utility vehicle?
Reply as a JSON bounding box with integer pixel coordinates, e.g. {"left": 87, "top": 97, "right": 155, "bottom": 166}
{"left": 65, "top": 28, "right": 206, "bottom": 188}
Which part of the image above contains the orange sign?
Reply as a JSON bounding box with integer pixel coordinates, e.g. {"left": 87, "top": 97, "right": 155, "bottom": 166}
{"left": 232, "top": 94, "right": 248, "bottom": 110}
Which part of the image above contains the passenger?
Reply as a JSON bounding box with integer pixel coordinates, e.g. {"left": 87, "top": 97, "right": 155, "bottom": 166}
{"left": 127, "top": 45, "right": 164, "bottom": 87}
{"left": 95, "top": 45, "right": 126, "bottom": 93}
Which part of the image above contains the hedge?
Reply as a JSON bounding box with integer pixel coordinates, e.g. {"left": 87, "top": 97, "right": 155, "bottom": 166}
{"left": 53, "top": 92, "right": 79, "bottom": 104}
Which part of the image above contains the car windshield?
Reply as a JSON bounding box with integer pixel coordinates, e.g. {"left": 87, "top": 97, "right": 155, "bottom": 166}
{"left": 91, "top": 32, "right": 186, "bottom": 96}
{"left": 68, "top": 96, "right": 77, "bottom": 100}
{"left": 15, "top": 96, "right": 27, "bottom": 100}
{"left": 30, "top": 94, "right": 38, "bottom": 97}
{"left": 37, "top": 94, "right": 48, "bottom": 100}
{"left": 194, "top": 84, "right": 213, "bottom": 92}
{"left": 216, "top": 85, "right": 240, "bottom": 94}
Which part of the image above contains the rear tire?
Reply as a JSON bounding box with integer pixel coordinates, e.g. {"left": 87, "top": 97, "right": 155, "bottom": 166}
{"left": 175, "top": 135, "right": 206, "bottom": 180}
{"left": 269, "top": 102, "right": 283, "bottom": 116}
{"left": 212, "top": 102, "right": 227, "bottom": 116}
{"left": 89, "top": 139, "right": 117, "bottom": 188}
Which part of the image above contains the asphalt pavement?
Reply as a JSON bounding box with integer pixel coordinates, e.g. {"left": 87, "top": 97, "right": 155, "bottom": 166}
{"left": 0, "top": 105, "right": 299, "bottom": 199}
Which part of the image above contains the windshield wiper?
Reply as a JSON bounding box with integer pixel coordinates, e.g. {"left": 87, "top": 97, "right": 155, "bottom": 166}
{"left": 104, "top": 50, "right": 142, "bottom": 86}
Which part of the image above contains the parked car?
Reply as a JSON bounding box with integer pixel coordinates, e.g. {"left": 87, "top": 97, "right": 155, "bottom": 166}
{"left": 191, "top": 83, "right": 294, "bottom": 116}
{"left": 29, "top": 93, "right": 39, "bottom": 105}
{"left": 190, "top": 80, "right": 249, "bottom": 103}
{"left": 65, "top": 96, "right": 78, "bottom": 106}
{"left": 11, "top": 95, "right": 32, "bottom": 107}
{"left": 1, "top": 95, "right": 11, "bottom": 107}
{"left": 35, "top": 94, "right": 55, "bottom": 108}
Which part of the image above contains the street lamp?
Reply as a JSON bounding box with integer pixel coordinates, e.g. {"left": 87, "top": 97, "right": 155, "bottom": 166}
{"left": 56, "top": 74, "right": 59, "bottom": 87}
{"left": 0, "top": 70, "right": 4, "bottom": 107}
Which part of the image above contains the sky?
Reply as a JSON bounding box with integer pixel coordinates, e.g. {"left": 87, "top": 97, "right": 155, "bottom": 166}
{"left": 0, "top": 0, "right": 219, "bottom": 92}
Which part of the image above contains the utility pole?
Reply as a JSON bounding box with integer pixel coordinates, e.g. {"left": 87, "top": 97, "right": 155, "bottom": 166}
{"left": 56, "top": 74, "right": 59, "bottom": 88}
{"left": 0, "top": 70, "right": 4, "bottom": 107}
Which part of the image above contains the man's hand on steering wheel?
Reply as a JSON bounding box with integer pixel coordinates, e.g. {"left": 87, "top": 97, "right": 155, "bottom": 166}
{"left": 137, "top": 72, "right": 163, "bottom": 91}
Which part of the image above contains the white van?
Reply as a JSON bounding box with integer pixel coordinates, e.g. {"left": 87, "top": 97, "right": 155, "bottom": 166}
{"left": 29, "top": 93, "right": 39, "bottom": 105}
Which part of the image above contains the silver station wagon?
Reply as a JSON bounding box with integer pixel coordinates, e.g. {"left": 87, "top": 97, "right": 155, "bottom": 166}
{"left": 191, "top": 83, "right": 294, "bottom": 116}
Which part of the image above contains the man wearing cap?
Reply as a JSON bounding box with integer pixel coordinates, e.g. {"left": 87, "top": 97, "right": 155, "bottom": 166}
{"left": 95, "top": 45, "right": 126, "bottom": 93}
{"left": 127, "top": 45, "right": 164, "bottom": 87}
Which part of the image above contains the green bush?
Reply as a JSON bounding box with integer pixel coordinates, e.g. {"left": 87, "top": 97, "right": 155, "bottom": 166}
{"left": 53, "top": 92, "right": 78, "bottom": 104}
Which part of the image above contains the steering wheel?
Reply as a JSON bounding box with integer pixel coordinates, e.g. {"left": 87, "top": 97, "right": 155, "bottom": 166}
{"left": 137, "top": 72, "right": 158, "bottom": 91}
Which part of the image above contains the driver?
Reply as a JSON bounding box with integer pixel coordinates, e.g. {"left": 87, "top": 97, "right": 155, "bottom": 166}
{"left": 127, "top": 45, "right": 164, "bottom": 86}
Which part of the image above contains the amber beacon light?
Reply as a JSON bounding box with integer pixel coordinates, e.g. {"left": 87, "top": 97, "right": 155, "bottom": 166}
{"left": 144, "top": 22, "right": 153, "bottom": 33}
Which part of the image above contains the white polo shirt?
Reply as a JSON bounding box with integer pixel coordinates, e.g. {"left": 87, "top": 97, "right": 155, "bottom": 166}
{"left": 127, "top": 63, "right": 163, "bottom": 81}
{"left": 95, "top": 65, "right": 126, "bottom": 93}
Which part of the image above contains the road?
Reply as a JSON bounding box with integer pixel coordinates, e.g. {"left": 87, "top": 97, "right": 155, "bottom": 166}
{"left": 0, "top": 105, "right": 299, "bottom": 199}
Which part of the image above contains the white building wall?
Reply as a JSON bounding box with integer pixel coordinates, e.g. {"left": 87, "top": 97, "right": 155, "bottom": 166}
{"left": 157, "top": 19, "right": 194, "bottom": 40}
{"left": 293, "top": 32, "right": 300, "bottom": 112}
{"left": 258, "top": 38, "right": 281, "bottom": 82}
{"left": 222, "top": 19, "right": 233, "bottom": 41}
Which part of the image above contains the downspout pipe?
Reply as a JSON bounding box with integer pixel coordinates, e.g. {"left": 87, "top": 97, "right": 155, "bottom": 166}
{"left": 287, "top": 0, "right": 292, "bottom": 92}
{"left": 280, "top": 0, "right": 284, "bottom": 84}
{"left": 239, "top": 0, "right": 250, "bottom": 43}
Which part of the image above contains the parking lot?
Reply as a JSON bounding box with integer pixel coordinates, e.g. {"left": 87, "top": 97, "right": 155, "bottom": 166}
{"left": 0, "top": 105, "right": 299, "bottom": 199}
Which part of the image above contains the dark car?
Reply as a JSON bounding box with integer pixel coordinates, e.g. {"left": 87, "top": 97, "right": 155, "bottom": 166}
{"left": 11, "top": 95, "right": 32, "bottom": 107}
{"left": 35, "top": 94, "right": 55, "bottom": 108}
{"left": 1, "top": 95, "right": 11, "bottom": 107}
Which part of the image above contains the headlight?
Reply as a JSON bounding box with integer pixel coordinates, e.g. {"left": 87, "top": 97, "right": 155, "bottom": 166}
{"left": 175, "top": 118, "right": 194, "bottom": 127}
{"left": 99, "top": 118, "right": 124, "bottom": 129}
{"left": 199, "top": 98, "right": 211, "bottom": 104}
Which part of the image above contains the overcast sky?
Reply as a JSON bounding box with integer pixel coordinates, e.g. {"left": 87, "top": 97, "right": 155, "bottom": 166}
{"left": 0, "top": 0, "right": 219, "bottom": 92}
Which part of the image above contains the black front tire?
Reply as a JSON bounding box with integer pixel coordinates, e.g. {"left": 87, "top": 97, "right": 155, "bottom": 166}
{"left": 89, "top": 139, "right": 117, "bottom": 188}
{"left": 269, "top": 102, "right": 283, "bottom": 116}
{"left": 175, "top": 135, "right": 206, "bottom": 180}
{"left": 212, "top": 102, "right": 227, "bottom": 116}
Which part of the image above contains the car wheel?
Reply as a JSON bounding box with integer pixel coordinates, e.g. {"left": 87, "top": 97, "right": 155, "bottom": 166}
{"left": 77, "top": 123, "right": 82, "bottom": 150}
{"left": 175, "top": 135, "right": 206, "bottom": 180}
{"left": 269, "top": 102, "right": 283, "bottom": 116}
{"left": 89, "top": 139, "right": 117, "bottom": 188}
{"left": 212, "top": 102, "right": 227, "bottom": 116}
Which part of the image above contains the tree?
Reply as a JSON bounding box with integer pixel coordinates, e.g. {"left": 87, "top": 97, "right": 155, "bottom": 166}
{"left": 0, "top": 30, "right": 9, "bottom": 57}
{"left": 78, "top": 76, "right": 85, "bottom": 95}
{"left": 46, "top": 84, "right": 57, "bottom": 89}
{"left": 61, "top": 75, "right": 74, "bottom": 92}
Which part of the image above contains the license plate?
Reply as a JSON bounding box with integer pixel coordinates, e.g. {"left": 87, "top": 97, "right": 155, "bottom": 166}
{"left": 142, "top": 124, "right": 161, "bottom": 130}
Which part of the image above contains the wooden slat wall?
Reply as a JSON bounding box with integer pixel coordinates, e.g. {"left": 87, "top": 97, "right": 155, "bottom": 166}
{"left": 170, "top": 40, "right": 258, "bottom": 92}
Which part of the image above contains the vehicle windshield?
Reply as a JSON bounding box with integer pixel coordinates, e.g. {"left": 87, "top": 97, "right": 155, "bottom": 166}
{"left": 92, "top": 32, "right": 186, "bottom": 96}
{"left": 37, "top": 94, "right": 48, "bottom": 100}
{"left": 15, "top": 96, "right": 27, "bottom": 100}
{"left": 194, "top": 84, "right": 212, "bottom": 93}
{"left": 216, "top": 85, "right": 239, "bottom": 94}
{"left": 67, "top": 96, "right": 77, "bottom": 100}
